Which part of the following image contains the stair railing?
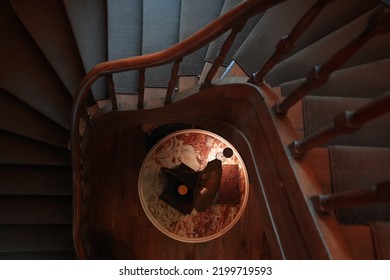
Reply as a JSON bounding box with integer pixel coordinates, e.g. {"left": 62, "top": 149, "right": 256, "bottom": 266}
{"left": 272, "top": 2, "right": 390, "bottom": 116}
{"left": 310, "top": 181, "right": 390, "bottom": 215}
{"left": 288, "top": 91, "right": 390, "bottom": 158}
{"left": 71, "top": 0, "right": 286, "bottom": 259}
{"left": 248, "top": 0, "right": 336, "bottom": 85}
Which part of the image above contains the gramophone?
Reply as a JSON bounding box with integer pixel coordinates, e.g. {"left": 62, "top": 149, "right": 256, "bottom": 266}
{"left": 159, "top": 148, "right": 234, "bottom": 214}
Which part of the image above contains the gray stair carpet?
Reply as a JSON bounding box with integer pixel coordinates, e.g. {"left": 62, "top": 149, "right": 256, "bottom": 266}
{"left": 0, "top": 88, "right": 69, "bottom": 148}
{"left": 303, "top": 96, "right": 390, "bottom": 148}
{"left": 10, "top": 0, "right": 85, "bottom": 97}
{"left": 204, "top": 0, "right": 263, "bottom": 66}
{"left": 0, "top": 165, "right": 72, "bottom": 196}
{"left": 0, "top": 250, "right": 76, "bottom": 260}
{"left": 63, "top": 0, "right": 107, "bottom": 100}
{"left": 281, "top": 58, "right": 390, "bottom": 99}
{"left": 266, "top": 6, "right": 390, "bottom": 86}
{"left": 0, "top": 15, "right": 72, "bottom": 129}
{"left": 232, "top": 0, "right": 313, "bottom": 75}
{"left": 178, "top": 0, "right": 224, "bottom": 75}
{"left": 107, "top": 0, "right": 142, "bottom": 94}
{"left": 233, "top": 0, "right": 379, "bottom": 76}
{"left": 329, "top": 146, "right": 390, "bottom": 224}
{"left": 142, "top": 0, "right": 181, "bottom": 87}
{"left": 0, "top": 224, "right": 74, "bottom": 254}
{"left": 0, "top": 130, "right": 70, "bottom": 166}
{"left": 0, "top": 196, "right": 72, "bottom": 224}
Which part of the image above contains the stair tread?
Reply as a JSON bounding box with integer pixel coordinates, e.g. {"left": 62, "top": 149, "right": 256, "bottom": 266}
{"left": 328, "top": 145, "right": 390, "bottom": 224}
{"left": 63, "top": 0, "right": 107, "bottom": 100}
{"left": 266, "top": 6, "right": 390, "bottom": 86}
{"left": 0, "top": 15, "right": 72, "bottom": 129}
{"left": 303, "top": 95, "right": 390, "bottom": 147}
{"left": 0, "top": 196, "right": 72, "bottom": 224}
{"left": 0, "top": 165, "right": 72, "bottom": 196}
{"left": 0, "top": 250, "right": 76, "bottom": 260}
{"left": 234, "top": 0, "right": 379, "bottom": 75}
{"left": 107, "top": 0, "right": 142, "bottom": 94}
{"left": 10, "top": 0, "right": 85, "bottom": 97}
{"left": 142, "top": 0, "right": 181, "bottom": 87}
{"left": 179, "top": 0, "right": 224, "bottom": 75}
{"left": 0, "top": 130, "right": 70, "bottom": 166}
{"left": 281, "top": 58, "right": 390, "bottom": 99}
{"left": 0, "top": 224, "right": 74, "bottom": 252}
{"left": 0, "top": 88, "right": 69, "bottom": 148}
{"left": 205, "top": 0, "right": 264, "bottom": 66}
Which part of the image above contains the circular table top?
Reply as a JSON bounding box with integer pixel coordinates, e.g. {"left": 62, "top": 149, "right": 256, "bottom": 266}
{"left": 138, "top": 129, "right": 249, "bottom": 243}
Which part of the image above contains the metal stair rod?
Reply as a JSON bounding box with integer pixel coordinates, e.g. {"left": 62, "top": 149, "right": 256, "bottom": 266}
{"left": 311, "top": 181, "right": 390, "bottom": 215}
{"left": 106, "top": 74, "right": 118, "bottom": 111}
{"left": 137, "top": 69, "right": 145, "bottom": 110}
{"left": 201, "top": 22, "right": 246, "bottom": 87}
{"left": 165, "top": 59, "right": 182, "bottom": 105}
{"left": 273, "top": 3, "right": 390, "bottom": 116}
{"left": 249, "top": 0, "right": 335, "bottom": 85}
{"left": 288, "top": 91, "right": 390, "bottom": 157}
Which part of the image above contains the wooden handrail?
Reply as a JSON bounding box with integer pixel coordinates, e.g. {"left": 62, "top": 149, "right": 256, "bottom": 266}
{"left": 249, "top": 0, "right": 335, "bottom": 85}
{"left": 288, "top": 91, "right": 390, "bottom": 157}
{"left": 273, "top": 3, "right": 390, "bottom": 116}
{"left": 70, "top": 0, "right": 286, "bottom": 259}
{"left": 311, "top": 181, "right": 390, "bottom": 215}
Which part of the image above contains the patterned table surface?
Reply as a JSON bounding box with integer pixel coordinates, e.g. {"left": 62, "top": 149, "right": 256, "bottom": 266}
{"left": 138, "top": 129, "right": 249, "bottom": 243}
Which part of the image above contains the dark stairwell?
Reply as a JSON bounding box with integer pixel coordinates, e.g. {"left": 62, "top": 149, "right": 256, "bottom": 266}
{"left": 0, "top": 0, "right": 390, "bottom": 260}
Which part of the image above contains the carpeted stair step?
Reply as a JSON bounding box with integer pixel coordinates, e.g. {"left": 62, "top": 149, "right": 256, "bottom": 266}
{"left": 0, "top": 196, "right": 72, "bottom": 224}
{"left": 0, "top": 88, "right": 69, "bottom": 148}
{"left": 328, "top": 145, "right": 390, "bottom": 224}
{"left": 142, "top": 0, "right": 181, "bottom": 87}
{"left": 178, "top": 0, "right": 224, "bottom": 76}
{"left": 281, "top": 58, "right": 390, "bottom": 99}
{"left": 266, "top": 6, "right": 390, "bottom": 86}
{"left": 204, "top": 0, "right": 263, "bottom": 66}
{"left": 10, "top": 0, "right": 85, "bottom": 97}
{"left": 0, "top": 250, "right": 76, "bottom": 260}
{"left": 0, "top": 165, "right": 71, "bottom": 196}
{"left": 63, "top": 0, "right": 107, "bottom": 100}
{"left": 233, "top": 0, "right": 378, "bottom": 76}
{"left": 0, "top": 224, "right": 74, "bottom": 253}
{"left": 0, "top": 12, "right": 72, "bottom": 129}
{"left": 303, "top": 95, "right": 390, "bottom": 147}
{"left": 0, "top": 130, "right": 70, "bottom": 166}
{"left": 107, "top": 0, "right": 142, "bottom": 94}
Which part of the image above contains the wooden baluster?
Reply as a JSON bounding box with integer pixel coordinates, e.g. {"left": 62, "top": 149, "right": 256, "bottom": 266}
{"left": 311, "top": 181, "right": 390, "bottom": 215}
{"left": 137, "top": 69, "right": 145, "bottom": 109}
{"left": 165, "top": 59, "right": 182, "bottom": 105}
{"left": 273, "top": 3, "right": 390, "bottom": 116}
{"left": 201, "top": 22, "right": 246, "bottom": 88}
{"left": 289, "top": 91, "right": 390, "bottom": 157}
{"left": 106, "top": 73, "right": 118, "bottom": 111}
{"left": 249, "top": 0, "right": 335, "bottom": 85}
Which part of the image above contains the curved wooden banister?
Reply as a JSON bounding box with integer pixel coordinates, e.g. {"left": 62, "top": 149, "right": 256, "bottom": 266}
{"left": 70, "top": 0, "right": 286, "bottom": 259}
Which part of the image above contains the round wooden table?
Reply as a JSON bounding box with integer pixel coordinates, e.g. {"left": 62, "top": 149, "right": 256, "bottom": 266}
{"left": 138, "top": 129, "right": 249, "bottom": 243}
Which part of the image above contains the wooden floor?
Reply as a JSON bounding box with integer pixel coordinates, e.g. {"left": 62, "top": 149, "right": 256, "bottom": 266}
{"left": 86, "top": 129, "right": 266, "bottom": 259}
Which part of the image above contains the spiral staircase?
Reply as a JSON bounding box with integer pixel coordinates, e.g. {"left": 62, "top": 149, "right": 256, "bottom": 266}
{"left": 0, "top": 0, "right": 390, "bottom": 260}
